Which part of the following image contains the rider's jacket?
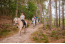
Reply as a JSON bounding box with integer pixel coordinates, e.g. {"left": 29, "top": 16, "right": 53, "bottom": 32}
{"left": 20, "top": 15, "right": 25, "bottom": 20}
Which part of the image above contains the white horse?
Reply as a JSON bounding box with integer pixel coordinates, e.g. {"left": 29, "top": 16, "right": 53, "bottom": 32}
{"left": 36, "top": 18, "right": 39, "bottom": 25}
{"left": 32, "top": 18, "right": 36, "bottom": 27}
{"left": 13, "top": 17, "right": 27, "bottom": 35}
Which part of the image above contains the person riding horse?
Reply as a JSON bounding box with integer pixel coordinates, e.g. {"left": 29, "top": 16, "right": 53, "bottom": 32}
{"left": 32, "top": 16, "right": 36, "bottom": 26}
{"left": 34, "top": 16, "right": 36, "bottom": 25}
{"left": 36, "top": 16, "right": 39, "bottom": 22}
{"left": 20, "top": 12, "right": 26, "bottom": 28}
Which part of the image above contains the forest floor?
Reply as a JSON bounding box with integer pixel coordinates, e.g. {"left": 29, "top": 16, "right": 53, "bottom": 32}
{"left": 0, "top": 24, "right": 42, "bottom": 43}
{"left": 31, "top": 26, "right": 65, "bottom": 43}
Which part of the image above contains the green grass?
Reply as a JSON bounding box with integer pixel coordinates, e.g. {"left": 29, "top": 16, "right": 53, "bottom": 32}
{"left": 62, "top": 30, "right": 65, "bottom": 36}
{"left": 12, "top": 27, "right": 18, "bottom": 32}
{"left": 0, "top": 29, "right": 11, "bottom": 37}
{"left": 46, "top": 25, "right": 50, "bottom": 29}
{"left": 52, "top": 25, "right": 56, "bottom": 28}
{"left": 32, "top": 29, "right": 49, "bottom": 43}
{"left": 33, "top": 33, "right": 49, "bottom": 43}
{"left": 49, "top": 30, "right": 63, "bottom": 40}
{"left": 0, "top": 24, "right": 18, "bottom": 38}
{"left": 33, "top": 36, "right": 39, "bottom": 41}
{"left": 5, "top": 24, "right": 10, "bottom": 28}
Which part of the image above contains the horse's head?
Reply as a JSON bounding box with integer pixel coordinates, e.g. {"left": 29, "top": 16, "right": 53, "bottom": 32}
{"left": 13, "top": 17, "right": 18, "bottom": 26}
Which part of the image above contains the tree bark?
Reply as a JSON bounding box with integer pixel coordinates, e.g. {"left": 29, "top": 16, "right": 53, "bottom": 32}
{"left": 16, "top": 0, "right": 18, "bottom": 17}
{"left": 55, "top": 0, "right": 58, "bottom": 27}
{"left": 59, "top": 0, "right": 60, "bottom": 27}
{"left": 62, "top": 1, "right": 64, "bottom": 30}
{"left": 49, "top": 0, "right": 52, "bottom": 30}
{"left": 47, "top": 3, "right": 50, "bottom": 25}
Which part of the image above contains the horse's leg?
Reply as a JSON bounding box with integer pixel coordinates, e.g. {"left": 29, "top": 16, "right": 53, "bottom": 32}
{"left": 25, "top": 21, "right": 27, "bottom": 28}
{"left": 24, "top": 21, "right": 27, "bottom": 33}
{"left": 33, "top": 22, "right": 35, "bottom": 29}
{"left": 24, "top": 29, "right": 26, "bottom": 33}
{"left": 34, "top": 21, "right": 36, "bottom": 26}
{"left": 24, "top": 25, "right": 27, "bottom": 33}
{"left": 19, "top": 27, "right": 22, "bottom": 36}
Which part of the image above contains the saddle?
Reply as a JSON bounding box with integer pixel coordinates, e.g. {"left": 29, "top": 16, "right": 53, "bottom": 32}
{"left": 21, "top": 20, "right": 26, "bottom": 28}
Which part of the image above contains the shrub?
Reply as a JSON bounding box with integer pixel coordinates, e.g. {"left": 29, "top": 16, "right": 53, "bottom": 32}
{"left": 5, "top": 24, "right": 10, "bottom": 28}
{"left": 0, "top": 29, "right": 11, "bottom": 37}
{"left": 52, "top": 25, "right": 56, "bottom": 28}
{"left": 33, "top": 36, "right": 39, "bottom": 41}
{"left": 32, "top": 32, "right": 49, "bottom": 43}
{"left": 46, "top": 25, "right": 50, "bottom": 29}
{"left": 12, "top": 27, "right": 18, "bottom": 32}
{"left": 44, "top": 39, "right": 49, "bottom": 43}
{"left": 50, "top": 30, "right": 56, "bottom": 37}
{"left": 50, "top": 30, "right": 59, "bottom": 39}
{"left": 62, "top": 30, "right": 65, "bottom": 36}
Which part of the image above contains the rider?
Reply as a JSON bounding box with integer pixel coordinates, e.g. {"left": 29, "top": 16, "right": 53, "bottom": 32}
{"left": 36, "top": 16, "right": 39, "bottom": 22}
{"left": 34, "top": 16, "right": 36, "bottom": 25}
{"left": 20, "top": 12, "right": 26, "bottom": 28}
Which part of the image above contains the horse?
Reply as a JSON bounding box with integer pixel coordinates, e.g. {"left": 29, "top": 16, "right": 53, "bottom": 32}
{"left": 36, "top": 18, "right": 39, "bottom": 25}
{"left": 32, "top": 18, "right": 36, "bottom": 27}
{"left": 13, "top": 17, "right": 27, "bottom": 35}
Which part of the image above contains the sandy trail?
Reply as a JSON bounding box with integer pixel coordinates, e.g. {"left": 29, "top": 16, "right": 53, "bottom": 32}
{"left": 0, "top": 24, "right": 42, "bottom": 43}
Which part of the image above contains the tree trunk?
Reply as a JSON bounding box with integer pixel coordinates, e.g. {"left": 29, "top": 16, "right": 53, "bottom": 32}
{"left": 16, "top": 0, "right": 18, "bottom": 17}
{"left": 43, "top": 10, "right": 46, "bottom": 30}
{"left": 41, "top": 2, "right": 46, "bottom": 29}
{"left": 55, "top": 0, "right": 58, "bottom": 27}
{"left": 47, "top": 3, "right": 50, "bottom": 25}
{"left": 59, "top": 0, "right": 60, "bottom": 27}
{"left": 39, "top": 4, "right": 42, "bottom": 22}
{"left": 49, "top": 0, "right": 52, "bottom": 30}
{"left": 62, "top": 1, "right": 64, "bottom": 30}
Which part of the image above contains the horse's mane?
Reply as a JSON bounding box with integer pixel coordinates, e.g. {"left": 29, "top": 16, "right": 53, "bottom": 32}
{"left": 17, "top": 18, "right": 21, "bottom": 21}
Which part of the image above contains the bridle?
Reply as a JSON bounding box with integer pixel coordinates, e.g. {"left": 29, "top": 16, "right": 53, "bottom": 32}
{"left": 14, "top": 17, "right": 18, "bottom": 26}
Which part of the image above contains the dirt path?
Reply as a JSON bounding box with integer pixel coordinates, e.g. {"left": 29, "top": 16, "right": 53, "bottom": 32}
{"left": 0, "top": 24, "right": 42, "bottom": 43}
{"left": 51, "top": 39, "right": 65, "bottom": 43}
